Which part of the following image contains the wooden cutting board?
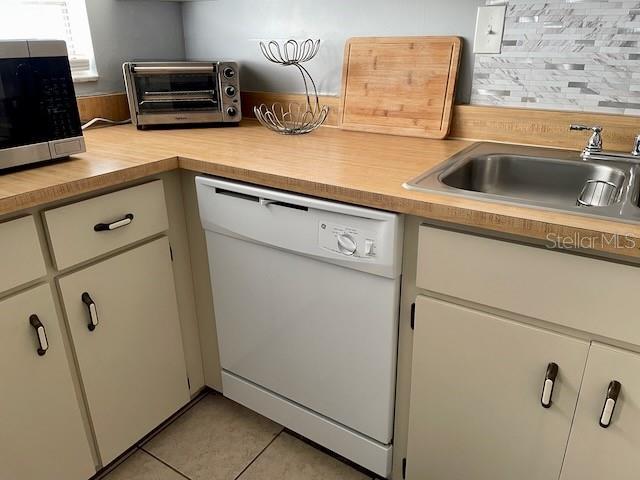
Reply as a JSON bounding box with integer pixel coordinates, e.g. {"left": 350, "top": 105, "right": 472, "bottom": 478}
{"left": 339, "top": 36, "right": 462, "bottom": 139}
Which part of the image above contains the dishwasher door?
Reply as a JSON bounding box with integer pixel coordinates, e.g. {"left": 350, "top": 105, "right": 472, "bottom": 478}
{"left": 196, "top": 176, "right": 403, "bottom": 447}
{"left": 209, "top": 231, "right": 400, "bottom": 444}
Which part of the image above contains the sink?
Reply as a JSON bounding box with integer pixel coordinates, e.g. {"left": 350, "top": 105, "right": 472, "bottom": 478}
{"left": 441, "top": 153, "right": 626, "bottom": 207}
{"left": 404, "top": 142, "right": 640, "bottom": 224}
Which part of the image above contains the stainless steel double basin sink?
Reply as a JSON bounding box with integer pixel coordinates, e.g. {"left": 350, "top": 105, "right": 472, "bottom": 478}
{"left": 404, "top": 142, "right": 640, "bottom": 224}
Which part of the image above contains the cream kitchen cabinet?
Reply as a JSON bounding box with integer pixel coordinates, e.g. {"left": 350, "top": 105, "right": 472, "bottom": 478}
{"left": 405, "top": 224, "right": 640, "bottom": 480}
{"left": 58, "top": 237, "right": 190, "bottom": 465}
{"left": 405, "top": 295, "right": 590, "bottom": 480}
{"left": 416, "top": 225, "right": 640, "bottom": 346}
{"left": 561, "top": 343, "right": 640, "bottom": 480}
{"left": 44, "top": 180, "right": 169, "bottom": 271}
{"left": 0, "top": 285, "right": 95, "bottom": 480}
{"left": 0, "top": 215, "right": 46, "bottom": 294}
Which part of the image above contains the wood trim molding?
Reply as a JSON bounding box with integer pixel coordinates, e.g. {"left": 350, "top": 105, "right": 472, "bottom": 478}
{"left": 450, "top": 104, "right": 640, "bottom": 153}
{"left": 241, "top": 90, "right": 640, "bottom": 151}
{"left": 76, "top": 93, "right": 130, "bottom": 123}
{"left": 78, "top": 90, "right": 640, "bottom": 152}
{"left": 75, "top": 91, "right": 339, "bottom": 126}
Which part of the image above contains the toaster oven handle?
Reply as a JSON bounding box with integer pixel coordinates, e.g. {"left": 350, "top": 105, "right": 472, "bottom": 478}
{"left": 139, "top": 99, "right": 217, "bottom": 105}
{"left": 144, "top": 90, "right": 216, "bottom": 97}
{"left": 132, "top": 65, "right": 215, "bottom": 74}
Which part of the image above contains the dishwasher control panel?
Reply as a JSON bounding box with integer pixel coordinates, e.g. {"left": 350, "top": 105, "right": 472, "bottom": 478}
{"left": 196, "top": 176, "right": 402, "bottom": 278}
{"left": 319, "top": 221, "right": 377, "bottom": 258}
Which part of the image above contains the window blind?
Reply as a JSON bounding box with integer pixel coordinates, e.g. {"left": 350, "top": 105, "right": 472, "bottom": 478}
{"left": 0, "top": 0, "right": 97, "bottom": 80}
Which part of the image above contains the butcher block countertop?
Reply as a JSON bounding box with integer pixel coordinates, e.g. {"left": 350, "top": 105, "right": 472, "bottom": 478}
{"left": 2, "top": 120, "right": 640, "bottom": 260}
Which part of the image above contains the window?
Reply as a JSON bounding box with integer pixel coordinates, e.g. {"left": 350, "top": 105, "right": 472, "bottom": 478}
{"left": 0, "top": 0, "right": 97, "bottom": 81}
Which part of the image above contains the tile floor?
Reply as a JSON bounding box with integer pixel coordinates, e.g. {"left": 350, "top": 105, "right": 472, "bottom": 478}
{"left": 99, "top": 392, "right": 377, "bottom": 480}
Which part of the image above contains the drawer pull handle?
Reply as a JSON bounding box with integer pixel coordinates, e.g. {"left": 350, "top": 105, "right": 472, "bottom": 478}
{"left": 541, "top": 362, "right": 559, "bottom": 408}
{"left": 29, "top": 314, "right": 49, "bottom": 356}
{"left": 94, "top": 213, "right": 134, "bottom": 232}
{"left": 600, "top": 380, "right": 622, "bottom": 428}
{"left": 82, "top": 292, "right": 99, "bottom": 331}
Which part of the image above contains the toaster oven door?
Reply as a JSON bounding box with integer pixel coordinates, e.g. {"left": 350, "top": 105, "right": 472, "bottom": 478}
{"left": 132, "top": 69, "right": 220, "bottom": 115}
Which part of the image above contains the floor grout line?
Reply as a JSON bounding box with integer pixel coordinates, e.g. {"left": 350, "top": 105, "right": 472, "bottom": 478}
{"left": 93, "top": 391, "right": 213, "bottom": 479}
{"left": 138, "top": 389, "right": 212, "bottom": 449}
{"left": 91, "top": 448, "right": 139, "bottom": 480}
{"left": 139, "top": 447, "right": 193, "bottom": 480}
{"left": 283, "top": 429, "right": 380, "bottom": 479}
{"left": 232, "top": 429, "right": 284, "bottom": 480}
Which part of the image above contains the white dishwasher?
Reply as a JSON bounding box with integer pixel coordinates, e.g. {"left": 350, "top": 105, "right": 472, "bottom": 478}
{"left": 196, "top": 176, "right": 403, "bottom": 477}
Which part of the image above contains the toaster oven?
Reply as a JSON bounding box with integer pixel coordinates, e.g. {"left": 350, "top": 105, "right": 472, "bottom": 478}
{"left": 123, "top": 61, "right": 241, "bottom": 129}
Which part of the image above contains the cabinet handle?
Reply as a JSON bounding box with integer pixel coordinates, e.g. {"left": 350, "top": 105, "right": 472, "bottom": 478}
{"left": 29, "top": 314, "right": 49, "bottom": 356}
{"left": 541, "top": 362, "right": 559, "bottom": 408}
{"left": 82, "top": 292, "right": 99, "bottom": 331}
{"left": 600, "top": 380, "right": 622, "bottom": 428}
{"left": 94, "top": 213, "right": 134, "bottom": 232}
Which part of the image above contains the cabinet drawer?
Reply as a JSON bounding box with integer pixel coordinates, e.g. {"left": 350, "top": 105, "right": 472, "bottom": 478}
{"left": 417, "top": 225, "right": 640, "bottom": 345}
{"left": 0, "top": 216, "right": 46, "bottom": 294}
{"left": 44, "top": 180, "right": 168, "bottom": 270}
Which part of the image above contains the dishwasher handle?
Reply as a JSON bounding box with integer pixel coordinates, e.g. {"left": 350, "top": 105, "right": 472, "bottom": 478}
{"left": 214, "top": 187, "right": 308, "bottom": 212}
{"left": 260, "top": 197, "right": 309, "bottom": 211}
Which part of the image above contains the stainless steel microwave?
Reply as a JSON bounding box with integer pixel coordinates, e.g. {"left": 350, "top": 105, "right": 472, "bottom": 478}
{"left": 0, "top": 40, "right": 85, "bottom": 171}
{"left": 122, "top": 61, "right": 242, "bottom": 129}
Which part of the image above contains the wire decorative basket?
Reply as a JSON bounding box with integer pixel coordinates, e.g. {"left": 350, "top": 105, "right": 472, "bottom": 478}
{"left": 254, "top": 39, "right": 329, "bottom": 135}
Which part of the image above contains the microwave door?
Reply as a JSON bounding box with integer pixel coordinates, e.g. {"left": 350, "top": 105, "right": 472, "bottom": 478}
{"left": 29, "top": 56, "right": 82, "bottom": 141}
{"left": 0, "top": 56, "right": 81, "bottom": 151}
{"left": 0, "top": 58, "right": 39, "bottom": 149}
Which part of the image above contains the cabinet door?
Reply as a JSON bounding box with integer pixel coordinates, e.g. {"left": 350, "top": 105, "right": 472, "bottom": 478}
{"left": 406, "top": 296, "right": 589, "bottom": 480}
{"left": 0, "top": 285, "right": 95, "bottom": 480}
{"left": 561, "top": 343, "right": 640, "bottom": 480}
{"left": 58, "top": 237, "right": 189, "bottom": 465}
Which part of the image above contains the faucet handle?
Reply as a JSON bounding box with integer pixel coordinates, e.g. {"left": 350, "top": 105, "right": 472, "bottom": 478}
{"left": 570, "top": 124, "right": 603, "bottom": 133}
{"left": 632, "top": 135, "right": 640, "bottom": 157}
{"left": 570, "top": 124, "right": 603, "bottom": 153}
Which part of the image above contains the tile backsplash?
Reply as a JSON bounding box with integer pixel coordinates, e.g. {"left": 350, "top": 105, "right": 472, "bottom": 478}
{"left": 471, "top": 0, "right": 640, "bottom": 115}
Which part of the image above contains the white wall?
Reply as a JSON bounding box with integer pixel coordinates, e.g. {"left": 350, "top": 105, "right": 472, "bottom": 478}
{"left": 75, "top": 0, "right": 185, "bottom": 96}
{"left": 182, "top": 0, "right": 484, "bottom": 103}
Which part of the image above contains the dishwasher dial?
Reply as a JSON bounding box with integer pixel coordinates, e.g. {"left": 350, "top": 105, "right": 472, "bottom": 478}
{"left": 337, "top": 234, "right": 357, "bottom": 256}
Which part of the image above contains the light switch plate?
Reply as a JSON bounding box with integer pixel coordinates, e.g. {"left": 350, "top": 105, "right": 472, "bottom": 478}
{"left": 473, "top": 5, "right": 507, "bottom": 54}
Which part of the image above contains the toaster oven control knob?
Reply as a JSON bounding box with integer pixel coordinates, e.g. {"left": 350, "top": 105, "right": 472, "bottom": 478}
{"left": 225, "top": 86, "right": 237, "bottom": 97}
{"left": 223, "top": 67, "right": 236, "bottom": 79}
{"left": 337, "top": 234, "right": 357, "bottom": 256}
{"left": 226, "top": 106, "right": 238, "bottom": 117}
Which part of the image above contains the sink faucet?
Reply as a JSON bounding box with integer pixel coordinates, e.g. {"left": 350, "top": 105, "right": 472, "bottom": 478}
{"left": 570, "top": 124, "right": 640, "bottom": 162}
{"left": 570, "top": 124, "right": 603, "bottom": 155}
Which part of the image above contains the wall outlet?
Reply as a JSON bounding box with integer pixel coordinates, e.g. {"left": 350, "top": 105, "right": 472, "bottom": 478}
{"left": 473, "top": 5, "right": 507, "bottom": 54}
